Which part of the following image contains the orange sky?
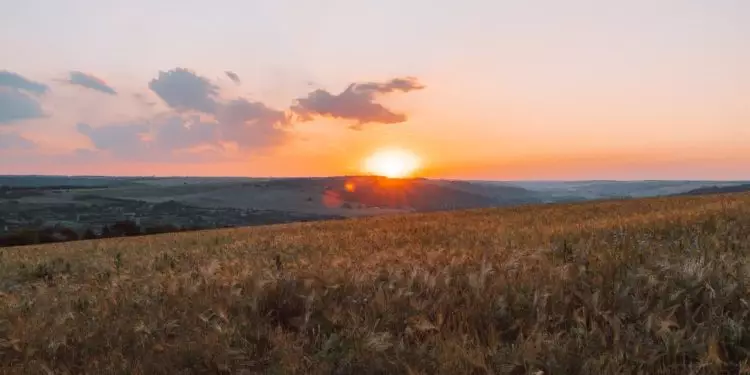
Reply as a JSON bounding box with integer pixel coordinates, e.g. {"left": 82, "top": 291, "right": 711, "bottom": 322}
{"left": 1, "top": 0, "right": 748, "bottom": 179}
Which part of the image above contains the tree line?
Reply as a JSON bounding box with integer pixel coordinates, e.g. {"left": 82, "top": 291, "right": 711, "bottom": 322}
{"left": 0, "top": 220, "right": 188, "bottom": 248}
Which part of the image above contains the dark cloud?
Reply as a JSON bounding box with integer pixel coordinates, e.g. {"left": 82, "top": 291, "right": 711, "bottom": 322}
{"left": 354, "top": 77, "right": 426, "bottom": 94}
{"left": 290, "top": 77, "right": 424, "bottom": 127}
{"left": 216, "top": 98, "right": 289, "bottom": 150}
{"left": 0, "top": 71, "right": 47, "bottom": 124}
{"left": 0, "top": 132, "right": 35, "bottom": 150}
{"left": 225, "top": 71, "right": 241, "bottom": 84}
{"left": 149, "top": 68, "right": 219, "bottom": 113}
{"left": 68, "top": 71, "right": 117, "bottom": 95}
{"left": 0, "top": 71, "right": 48, "bottom": 95}
{"left": 0, "top": 88, "right": 45, "bottom": 124}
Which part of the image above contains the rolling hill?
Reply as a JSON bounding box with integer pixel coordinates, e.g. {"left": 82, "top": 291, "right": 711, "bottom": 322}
{"left": 13, "top": 176, "right": 543, "bottom": 217}
{"left": 2, "top": 192, "right": 750, "bottom": 373}
{"left": 679, "top": 183, "right": 750, "bottom": 196}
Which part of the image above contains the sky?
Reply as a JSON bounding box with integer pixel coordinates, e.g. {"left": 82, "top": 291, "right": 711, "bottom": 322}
{"left": 1, "top": 0, "right": 748, "bottom": 180}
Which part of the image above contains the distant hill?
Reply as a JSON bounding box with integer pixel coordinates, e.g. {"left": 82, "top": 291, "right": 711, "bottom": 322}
{"left": 498, "top": 180, "right": 750, "bottom": 201}
{"left": 18, "top": 176, "right": 543, "bottom": 220}
{"left": 678, "top": 184, "right": 750, "bottom": 196}
{"left": 333, "top": 176, "right": 539, "bottom": 211}
{"left": 264, "top": 176, "right": 543, "bottom": 211}
{"left": 0, "top": 175, "right": 137, "bottom": 188}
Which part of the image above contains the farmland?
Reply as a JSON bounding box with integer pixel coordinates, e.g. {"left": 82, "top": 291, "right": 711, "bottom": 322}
{"left": 1, "top": 192, "right": 749, "bottom": 374}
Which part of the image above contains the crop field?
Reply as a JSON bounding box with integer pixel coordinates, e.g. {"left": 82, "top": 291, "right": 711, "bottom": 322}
{"left": 1, "top": 193, "right": 750, "bottom": 374}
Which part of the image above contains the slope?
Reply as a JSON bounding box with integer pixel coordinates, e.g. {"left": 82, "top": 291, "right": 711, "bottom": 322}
{"left": 1, "top": 193, "right": 750, "bottom": 373}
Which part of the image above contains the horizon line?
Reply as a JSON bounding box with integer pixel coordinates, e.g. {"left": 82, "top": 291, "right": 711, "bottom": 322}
{"left": 0, "top": 174, "right": 747, "bottom": 183}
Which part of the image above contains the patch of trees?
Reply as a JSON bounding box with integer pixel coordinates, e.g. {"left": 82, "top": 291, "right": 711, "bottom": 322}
{"left": 1, "top": 185, "right": 112, "bottom": 199}
{"left": 151, "top": 200, "right": 187, "bottom": 213}
{"left": 0, "top": 185, "right": 109, "bottom": 191}
{"left": 143, "top": 224, "right": 181, "bottom": 235}
{"left": 0, "top": 227, "right": 80, "bottom": 247}
{"left": 0, "top": 220, "right": 187, "bottom": 248}
{"left": 680, "top": 184, "right": 750, "bottom": 196}
{"left": 107, "top": 221, "right": 142, "bottom": 237}
{"left": 0, "top": 189, "right": 45, "bottom": 199}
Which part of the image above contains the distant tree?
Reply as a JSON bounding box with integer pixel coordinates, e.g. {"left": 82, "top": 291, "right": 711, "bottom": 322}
{"left": 111, "top": 220, "right": 141, "bottom": 236}
{"left": 144, "top": 224, "right": 179, "bottom": 235}
{"left": 37, "top": 228, "right": 60, "bottom": 244}
{"left": 0, "top": 230, "right": 39, "bottom": 247}
{"left": 101, "top": 225, "right": 112, "bottom": 238}
{"left": 57, "top": 227, "right": 79, "bottom": 242}
{"left": 82, "top": 228, "right": 98, "bottom": 240}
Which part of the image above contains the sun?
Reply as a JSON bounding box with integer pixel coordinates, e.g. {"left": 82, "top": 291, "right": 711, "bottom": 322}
{"left": 362, "top": 148, "right": 421, "bottom": 178}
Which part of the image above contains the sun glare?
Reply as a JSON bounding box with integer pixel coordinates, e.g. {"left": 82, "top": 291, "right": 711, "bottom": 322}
{"left": 362, "top": 148, "right": 421, "bottom": 178}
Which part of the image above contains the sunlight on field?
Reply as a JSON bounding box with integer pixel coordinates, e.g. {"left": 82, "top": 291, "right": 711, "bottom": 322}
{"left": 1, "top": 193, "right": 750, "bottom": 373}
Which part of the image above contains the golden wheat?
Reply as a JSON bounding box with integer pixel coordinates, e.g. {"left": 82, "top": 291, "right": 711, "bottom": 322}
{"left": 1, "top": 193, "right": 749, "bottom": 374}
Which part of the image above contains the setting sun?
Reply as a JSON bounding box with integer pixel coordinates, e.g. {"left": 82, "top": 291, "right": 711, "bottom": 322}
{"left": 362, "top": 148, "right": 422, "bottom": 178}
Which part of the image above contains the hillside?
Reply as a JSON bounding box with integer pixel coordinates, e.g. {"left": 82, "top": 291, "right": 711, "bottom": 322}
{"left": 499, "top": 180, "right": 750, "bottom": 201}
{"left": 679, "top": 183, "right": 750, "bottom": 196}
{"left": 1, "top": 176, "right": 545, "bottom": 247}
{"left": 79, "top": 176, "right": 542, "bottom": 214}
{"left": 2, "top": 193, "right": 750, "bottom": 373}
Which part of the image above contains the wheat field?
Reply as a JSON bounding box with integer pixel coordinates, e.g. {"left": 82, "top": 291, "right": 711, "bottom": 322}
{"left": 1, "top": 193, "right": 750, "bottom": 374}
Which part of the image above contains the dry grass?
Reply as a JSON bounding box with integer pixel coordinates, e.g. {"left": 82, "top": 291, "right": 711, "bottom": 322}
{"left": 1, "top": 193, "right": 750, "bottom": 374}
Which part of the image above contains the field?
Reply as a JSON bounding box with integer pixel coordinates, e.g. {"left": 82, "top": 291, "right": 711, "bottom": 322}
{"left": 1, "top": 193, "right": 750, "bottom": 374}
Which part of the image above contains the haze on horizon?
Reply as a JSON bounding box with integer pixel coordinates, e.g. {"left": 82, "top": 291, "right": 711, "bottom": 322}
{"left": 1, "top": 0, "right": 748, "bottom": 180}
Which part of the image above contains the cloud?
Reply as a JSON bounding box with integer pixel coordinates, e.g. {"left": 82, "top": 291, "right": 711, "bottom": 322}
{"left": 225, "top": 71, "right": 241, "bottom": 84}
{"left": 0, "top": 71, "right": 48, "bottom": 124}
{"left": 153, "top": 116, "right": 219, "bottom": 151}
{"left": 67, "top": 71, "right": 117, "bottom": 95}
{"left": 149, "top": 68, "right": 219, "bottom": 113}
{"left": 77, "top": 122, "right": 150, "bottom": 158}
{"left": 77, "top": 66, "right": 294, "bottom": 162}
{"left": 77, "top": 99, "right": 289, "bottom": 161}
{"left": 0, "top": 132, "right": 35, "bottom": 150}
{"left": 77, "top": 117, "right": 217, "bottom": 160}
{"left": 133, "top": 93, "right": 157, "bottom": 107}
{"left": 354, "top": 77, "right": 426, "bottom": 94}
{"left": 216, "top": 98, "right": 289, "bottom": 150}
{"left": 75, "top": 68, "right": 422, "bottom": 164}
{"left": 0, "top": 71, "right": 48, "bottom": 95}
{"left": 290, "top": 77, "right": 424, "bottom": 127}
{"left": 0, "top": 88, "right": 45, "bottom": 124}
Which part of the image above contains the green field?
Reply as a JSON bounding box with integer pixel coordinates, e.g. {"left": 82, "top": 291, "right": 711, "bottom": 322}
{"left": 1, "top": 193, "right": 749, "bottom": 374}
